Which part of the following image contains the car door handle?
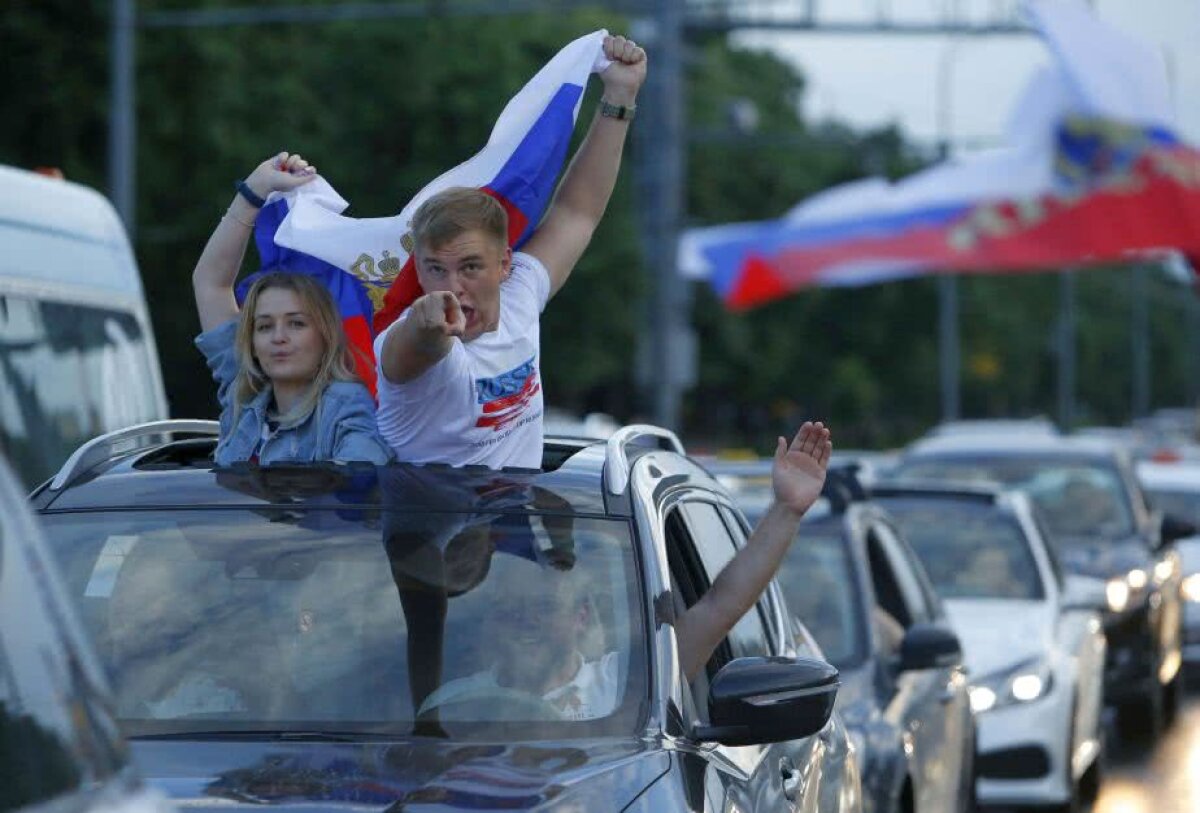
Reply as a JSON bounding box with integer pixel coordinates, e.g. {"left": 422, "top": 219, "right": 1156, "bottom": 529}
{"left": 780, "top": 757, "right": 802, "bottom": 802}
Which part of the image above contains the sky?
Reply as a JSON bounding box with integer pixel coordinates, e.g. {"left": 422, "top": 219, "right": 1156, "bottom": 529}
{"left": 735, "top": 0, "right": 1200, "bottom": 152}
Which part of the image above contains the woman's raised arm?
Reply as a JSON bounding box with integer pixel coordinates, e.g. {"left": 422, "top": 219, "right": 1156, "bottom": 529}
{"left": 192, "top": 152, "right": 317, "bottom": 332}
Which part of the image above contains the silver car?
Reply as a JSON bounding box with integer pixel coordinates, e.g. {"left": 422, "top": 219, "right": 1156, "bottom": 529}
{"left": 0, "top": 453, "right": 172, "bottom": 813}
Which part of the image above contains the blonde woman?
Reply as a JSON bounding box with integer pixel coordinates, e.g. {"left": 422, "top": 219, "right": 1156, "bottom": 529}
{"left": 192, "top": 152, "right": 392, "bottom": 465}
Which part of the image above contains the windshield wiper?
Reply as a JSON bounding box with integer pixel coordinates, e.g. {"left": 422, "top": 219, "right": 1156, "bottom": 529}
{"left": 130, "top": 729, "right": 397, "bottom": 742}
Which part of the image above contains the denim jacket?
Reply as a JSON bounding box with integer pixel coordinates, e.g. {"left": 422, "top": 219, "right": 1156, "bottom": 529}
{"left": 195, "top": 320, "right": 393, "bottom": 466}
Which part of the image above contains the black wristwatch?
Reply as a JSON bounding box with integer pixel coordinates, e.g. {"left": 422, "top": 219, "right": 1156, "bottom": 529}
{"left": 599, "top": 99, "right": 636, "bottom": 122}
{"left": 235, "top": 179, "right": 267, "bottom": 208}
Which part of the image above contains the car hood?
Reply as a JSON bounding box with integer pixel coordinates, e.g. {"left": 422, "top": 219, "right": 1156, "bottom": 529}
{"left": 944, "top": 599, "right": 1051, "bottom": 676}
{"left": 131, "top": 737, "right": 668, "bottom": 812}
{"left": 1052, "top": 536, "right": 1151, "bottom": 579}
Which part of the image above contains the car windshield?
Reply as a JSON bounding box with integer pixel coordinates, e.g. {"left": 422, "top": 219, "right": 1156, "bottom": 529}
{"left": 1145, "top": 488, "right": 1200, "bottom": 527}
{"left": 39, "top": 502, "right": 646, "bottom": 741}
{"left": 776, "top": 520, "right": 866, "bottom": 668}
{"left": 880, "top": 500, "right": 1045, "bottom": 601}
{"left": 894, "top": 457, "right": 1135, "bottom": 541}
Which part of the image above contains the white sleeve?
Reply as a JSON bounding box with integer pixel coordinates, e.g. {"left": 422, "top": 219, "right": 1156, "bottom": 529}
{"left": 507, "top": 252, "right": 552, "bottom": 313}
{"left": 373, "top": 312, "right": 469, "bottom": 400}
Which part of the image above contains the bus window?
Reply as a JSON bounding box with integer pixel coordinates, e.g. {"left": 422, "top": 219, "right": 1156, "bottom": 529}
{"left": 0, "top": 294, "right": 163, "bottom": 488}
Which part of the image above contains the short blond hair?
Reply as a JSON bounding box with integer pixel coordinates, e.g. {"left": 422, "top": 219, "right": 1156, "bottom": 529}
{"left": 410, "top": 187, "right": 508, "bottom": 253}
{"left": 233, "top": 272, "right": 361, "bottom": 428}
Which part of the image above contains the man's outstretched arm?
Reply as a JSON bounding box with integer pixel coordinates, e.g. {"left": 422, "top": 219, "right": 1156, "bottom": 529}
{"left": 675, "top": 422, "right": 833, "bottom": 681}
{"left": 379, "top": 292, "right": 466, "bottom": 385}
{"left": 524, "top": 34, "right": 647, "bottom": 299}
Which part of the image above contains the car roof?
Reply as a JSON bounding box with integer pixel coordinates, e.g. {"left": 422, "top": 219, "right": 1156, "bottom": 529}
{"left": 871, "top": 480, "right": 1004, "bottom": 504}
{"left": 904, "top": 431, "right": 1120, "bottom": 460}
{"left": 1135, "top": 460, "right": 1200, "bottom": 492}
{"left": 32, "top": 436, "right": 616, "bottom": 515}
{"left": 924, "top": 417, "right": 1059, "bottom": 439}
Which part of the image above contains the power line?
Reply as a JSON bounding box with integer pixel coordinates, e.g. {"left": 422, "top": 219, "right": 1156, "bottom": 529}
{"left": 139, "top": 0, "right": 1031, "bottom": 34}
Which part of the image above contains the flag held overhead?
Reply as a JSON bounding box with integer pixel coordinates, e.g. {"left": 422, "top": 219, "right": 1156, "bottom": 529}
{"left": 241, "top": 30, "right": 612, "bottom": 391}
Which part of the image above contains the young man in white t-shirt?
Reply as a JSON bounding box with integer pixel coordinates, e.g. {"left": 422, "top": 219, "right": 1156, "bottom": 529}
{"left": 374, "top": 34, "right": 646, "bottom": 469}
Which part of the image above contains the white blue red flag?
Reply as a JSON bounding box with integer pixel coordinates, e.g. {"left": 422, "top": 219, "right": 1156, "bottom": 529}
{"left": 680, "top": 0, "right": 1200, "bottom": 309}
{"left": 240, "top": 30, "right": 611, "bottom": 391}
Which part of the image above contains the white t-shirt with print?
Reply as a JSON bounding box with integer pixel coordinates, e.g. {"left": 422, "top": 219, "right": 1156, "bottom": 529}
{"left": 374, "top": 252, "right": 550, "bottom": 470}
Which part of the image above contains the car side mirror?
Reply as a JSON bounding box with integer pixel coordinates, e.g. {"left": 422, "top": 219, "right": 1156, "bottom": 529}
{"left": 897, "top": 623, "right": 962, "bottom": 672}
{"left": 1160, "top": 513, "right": 1197, "bottom": 547}
{"left": 692, "top": 656, "right": 839, "bottom": 747}
{"left": 1061, "top": 574, "right": 1107, "bottom": 612}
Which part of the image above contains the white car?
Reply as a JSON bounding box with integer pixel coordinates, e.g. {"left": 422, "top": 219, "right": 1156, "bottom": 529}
{"left": 0, "top": 451, "right": 174, "bottom": 813}
{"left": 874, "top": 484, "right": 1107, "bottom": 812}
{"left": 1136, "top": 460, "right": 1200, "bottom": 665}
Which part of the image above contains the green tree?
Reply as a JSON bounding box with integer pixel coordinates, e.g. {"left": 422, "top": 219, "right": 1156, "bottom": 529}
{"left": 3, "top": 3, "right": 1194, "bottom": 448}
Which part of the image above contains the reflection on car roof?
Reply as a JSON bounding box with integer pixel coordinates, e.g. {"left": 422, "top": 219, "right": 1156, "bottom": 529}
{"left": 35, "top": 440, "right": 613, "bottom": 515}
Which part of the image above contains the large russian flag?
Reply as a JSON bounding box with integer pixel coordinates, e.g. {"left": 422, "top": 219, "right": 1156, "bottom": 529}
{"left": 242, "top": 30, "right": 611, "bottom": 393}
{"left": 680, "top": 0, "right": 1200, "bottom": 309}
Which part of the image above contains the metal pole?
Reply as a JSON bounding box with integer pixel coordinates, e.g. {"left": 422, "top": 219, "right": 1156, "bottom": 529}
{"left": 634, "top": 0, "right": 687, "bottom": 430}
{"left": 1057, "top": 269, "right": 1076, "bottom": 429}
{"left": 935, "top": 39, "right": 961, "bottom": 421}
{"left": 1189, "top": 289, "right": 1200, "bottom": 407}
{"left": 109, "top": 0, "right": 136, "bottom": 234}
{"left": 1131, "top": 265, "right": 1151, "bottom": 419}
{"left": 939, "top": 274, "right": 960, "bottom": 421}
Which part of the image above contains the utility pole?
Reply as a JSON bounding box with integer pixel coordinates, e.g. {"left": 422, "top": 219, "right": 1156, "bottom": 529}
{"left": 938, "top": 275, "right": 960, "bottom": 421}
{"left": 634, "top": 0, "right": 690, "bottom": 429}
{"left": 108, "top": 0, "right": 136, "bottom": 234}
{"left": 1131, "top": 264, "right": 1151, "bottom": 419}
{"left": 1189, "top": 289, "right": 1200, "bottom": 407}
{"left": 1057, "top": 269, "right": 1076, "bottom": 429}
{"left": 936, "top": 38, "right": 961, "bottom": 422}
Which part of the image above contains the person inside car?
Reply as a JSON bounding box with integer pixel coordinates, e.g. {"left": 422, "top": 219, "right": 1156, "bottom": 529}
{"left": 1059, "top": 475, "right": 1120, "bottom": 534}
{"left": 380, "top": 467, "right": 579, "bottom": 731}
{"left": 416, "top": 421, "right": 834, "bottom": 721}
{"left": 958, "top": 547, "right": 1018, "bottom": 597}
{"left": 374, "top": 34, "right": 645, "bottom": 469}
{"left": 192, "top": 152, "right": 392, "bottom": 465}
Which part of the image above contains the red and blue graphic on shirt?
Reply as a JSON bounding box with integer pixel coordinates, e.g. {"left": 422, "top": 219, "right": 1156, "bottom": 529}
{"left": 474, "top": 358, "right": 540, "bottom": 431}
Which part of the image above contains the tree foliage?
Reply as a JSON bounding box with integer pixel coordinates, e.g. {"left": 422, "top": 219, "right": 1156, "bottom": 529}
{"left": 2, "top": 1, "right": 1195, "bottom": 450}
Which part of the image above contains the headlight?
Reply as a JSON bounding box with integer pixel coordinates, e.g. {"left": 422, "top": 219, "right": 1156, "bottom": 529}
{"left": 1106, "top": 578, "right": 1131, "bottom": 613}
{"left": 1154, "top": 555, "right": 1176, "bottom": 584}
{"left": 1106, "top": 568, "right": 1149, "bottom": 613}
{"left": 1127, "top": 568, "right": 1148, "bottom": 590}
{"left": 969, "top": 657, "right": 1053, "bottom": 714}
{"left": 1182, "top": 573, "right": 1200, "bottom": 603}
{"left": 969, "top": 686, "right": 997, "bottom": 713}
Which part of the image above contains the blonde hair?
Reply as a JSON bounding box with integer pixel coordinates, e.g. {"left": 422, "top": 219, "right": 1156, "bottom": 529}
{"left": 411, "top": 187, "right": 508, "bottom": 253}
{"left": 232, "top": 272, "right": 361, "bottom": 429}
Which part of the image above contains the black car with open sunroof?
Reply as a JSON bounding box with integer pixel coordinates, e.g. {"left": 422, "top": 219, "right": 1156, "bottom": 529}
{"left": 29, "top": 420, "right": 861, "bottom": 813}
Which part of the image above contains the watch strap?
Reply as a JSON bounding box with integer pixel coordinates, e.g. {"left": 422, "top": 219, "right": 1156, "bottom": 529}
{"left": 599, "top": 99, "right": 636, "bottom": 122}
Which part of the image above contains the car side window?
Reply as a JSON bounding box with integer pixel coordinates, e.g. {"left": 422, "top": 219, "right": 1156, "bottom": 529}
{"left": 865, "top": 522, "right": 928, "bottom": 627}
{"left": 718, "top": 504, "right": 786, "bottom": 652}
{"left": 884, "top": 519, "right": 944, "bottom": 618}
{"left": 679, "top": 502, "right": 774, "bottom": 661}
{"left": 1029, "top": 505, "right": 1067, "bottom": 590}
{"left": 664, "top": 503, "right": 773, "bottom": 669}
{"left": 0, "top": 499, "right": 129, "bottom": 813}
